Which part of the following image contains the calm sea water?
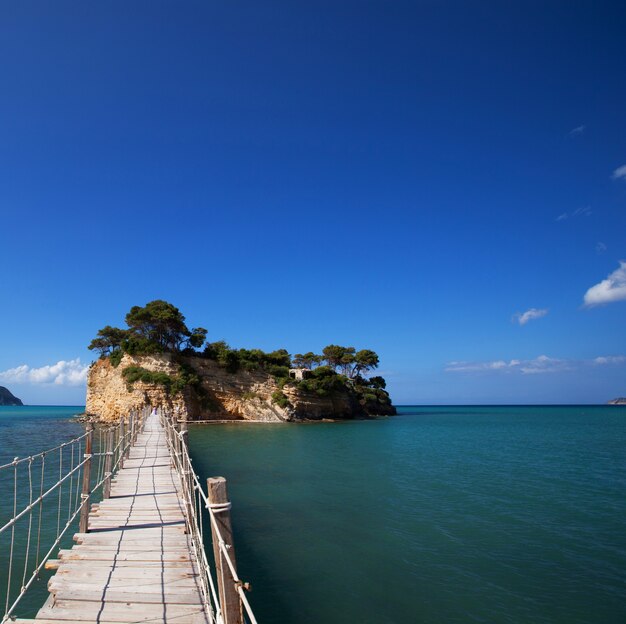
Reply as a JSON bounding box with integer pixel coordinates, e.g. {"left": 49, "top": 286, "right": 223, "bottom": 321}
{"left": 1, "top": 405, "right": 625, "bottom": 623}
{"left": 189, "top": 405, "right": 626, "bottom": 624}
{"left": 0, "top": 406, "right": 85, "bottom": 618}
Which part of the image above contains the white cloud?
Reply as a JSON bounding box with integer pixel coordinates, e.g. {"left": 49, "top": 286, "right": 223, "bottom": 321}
{"left": 0, "top": 359, "right": 89, "bottom": 386}
{"left": 611, "top": 164, "right": 626, "bottom": 181}
{"left": 569, "top": 125, "right": 586, "bottom": 136}
{"left": 446, "top": 354, "right": 626, "bottom": 375}
{"left": 593, "top": 355, "right": 626, "bottom": 365}
{"left": 519, "top": 355, "right": 567, "bottom": 374}
{"left": 512, "top": 308, "right": 549, "bottom": 326}
{"left": 583, "top": 261, "right": 626, "bottom": 307}
{"left": 555, "top": 206, "right": 591, "bottom": 221}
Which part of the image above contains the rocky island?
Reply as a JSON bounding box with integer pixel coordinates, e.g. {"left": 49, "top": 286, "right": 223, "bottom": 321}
{"left": 86, "top": 300, "right": 395, "bottom": 423}
{"left": 0, "top": 386, "right": 23, "bottom": 406}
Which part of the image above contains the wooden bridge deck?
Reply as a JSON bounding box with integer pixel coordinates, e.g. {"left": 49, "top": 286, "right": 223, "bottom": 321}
{"left": 31, "top": 413, "right": 209, "bottom": 624}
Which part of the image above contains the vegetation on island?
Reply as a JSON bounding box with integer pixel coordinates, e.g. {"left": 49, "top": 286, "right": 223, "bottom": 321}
{"left": 89, "top": 300, "right": 393, "bottom": 414}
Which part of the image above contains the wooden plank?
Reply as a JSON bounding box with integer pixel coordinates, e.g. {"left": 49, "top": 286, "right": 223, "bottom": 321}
{"left": 49, "top": 587, "right": 203, "bottom": 605}
{"left": 74, "top": 535, "right": 189, "bottom": 544}
{"left": 52, "top": 559, "right": 196, "bottom": 568}
{"left": 36, "top": 599, "right": 208, "bottom": 623}
{"left": 55, "top": 568, "right": 200, "bottom": 581}
{"left": 58, "top": 548, "right": 193, "bottom": 561}
{"left": 66, "top": 545, "right": 192, "bottom": 554}
{"left": 50, "top": 576, "right": 200, "bottom": 590}
{"left": 30, "top": 620, "right": 206, "bottom": 624}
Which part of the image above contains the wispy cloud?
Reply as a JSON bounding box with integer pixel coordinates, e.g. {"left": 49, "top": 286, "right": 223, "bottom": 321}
{"left": 611, "top": 164, "right": 626, "bottom": 181}
{"left": 583, "top": 261, "right": 626, "bottom": 307}
{"left": 512, "top": 308, "right": 548, "bottom": 326}
{"left": 446, "top": 354, "right": 626, "bottom": 375}
{"left": 555, "top": 206, "right": 592, "bottom": 221}
{"left": 596, "top": 242, "right": 607, "bottom": 254}
{"left": 593, "top": 355, "right": 626, "bottom": 365}
{"left": 0, "top": 359, "right": 89, "bottom": 386}
{"left": 569, "top": 125, "right": 586, "bottom": 136}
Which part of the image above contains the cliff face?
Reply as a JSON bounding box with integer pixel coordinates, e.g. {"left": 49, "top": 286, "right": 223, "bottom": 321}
{"left": 86, "top": 354, "right": 395, "bottom": 423}
{"left": 0, "top": 386, "right": 23, "bottom": 406}
{"left": 86, "top": 354, "right": 188, "bottom": 422}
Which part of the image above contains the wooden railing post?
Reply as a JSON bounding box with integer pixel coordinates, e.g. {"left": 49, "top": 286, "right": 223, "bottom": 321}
{"left": 179, "top": 420, "right": 194, "bottom": 533}
{"left": 79, "top": 423, "right": 94, "bottom": 534}
{"left": 207, "top": 477, "right": 243, "bottom": 624}
{"left": 103, "top": 428, "right": 114, "bottom": 499}
{"left": 124, "top": 414, "right": 131, "bottom": 460}
{"left": 119, "top": 417, "right": 125, "bottom": 468}
{"left": 129, "top": 411, "right": 135, "bottom": 445}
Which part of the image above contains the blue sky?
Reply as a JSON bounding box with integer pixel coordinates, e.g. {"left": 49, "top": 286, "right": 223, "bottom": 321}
{"left": 1, "top": 1, "right": 625, "bottom": 405}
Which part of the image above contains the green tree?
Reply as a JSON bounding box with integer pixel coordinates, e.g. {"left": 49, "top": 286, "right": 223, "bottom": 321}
{"left": 367, "top": 375, "right": 386, "bottom": 389}
{"left": 293, "top": 352, "right": 322, "bottom": 369}
{"left": 322, "top": 345, "right": 355, "bottom": 372}
{"left": 266, "top": 349, "right": 292, "bottom": 368}
{"left": 125, "top": 300, "right": 191, "bottom": 351}
{"left": 203, "top": 340, "right": 231, "bottom": 360}
{"left": 186, "top": 327, "right": 208, "bottom": 350}
{"left": 352, "top": 349, "right": 379, "bottom": 378}
{"left": 88, "top": 326, "right": 129, "bottom": 357}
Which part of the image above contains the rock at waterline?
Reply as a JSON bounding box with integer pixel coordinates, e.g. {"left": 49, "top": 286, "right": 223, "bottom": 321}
{"left": 607, "top": 397, "right": 626, "bottom": 405}
{"left": 0, "top": 386, "right": 23, "bottom": 406}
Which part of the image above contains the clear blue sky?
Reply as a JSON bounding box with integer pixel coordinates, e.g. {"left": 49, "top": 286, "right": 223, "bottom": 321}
{"left": 1, "top": 1, "right": 625, "bottom": 405}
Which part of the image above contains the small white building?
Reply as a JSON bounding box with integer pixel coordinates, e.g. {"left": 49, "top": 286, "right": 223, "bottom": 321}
{"left": 289, "top": 368, "right": 312, "bottom": 381}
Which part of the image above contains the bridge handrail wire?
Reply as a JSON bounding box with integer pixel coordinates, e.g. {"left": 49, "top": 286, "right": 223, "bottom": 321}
{"left": 0, "top": 432, "right": 91, "bottom": 471}
{"left": 160, "top": 412, "right": 221, "bottom": 624}
{"left": 159, "top": 411, "right": 259, "bottom": 624}
{"left": 0, "top": 407, "right": 149, "bottom": 624}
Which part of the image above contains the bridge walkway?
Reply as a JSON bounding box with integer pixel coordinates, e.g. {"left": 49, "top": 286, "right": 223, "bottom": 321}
{"left": 30, "top": 412, "right": 209, "bottom": 624}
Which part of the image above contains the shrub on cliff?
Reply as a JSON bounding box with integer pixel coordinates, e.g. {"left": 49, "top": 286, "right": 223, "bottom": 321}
{"left": 297, "top": 366, "right": 348, "bottom": 396}
{"left": 203, "top": 342, "right": 292, "bottom": 376}
{"left": 122, "top": 366, "right": 174, "bottom": 392}
{"left": 121, "top": 363, "right": 201, "bottom": 396}
{"left": 271, "top": 390, "right": 291, "bottom": 409}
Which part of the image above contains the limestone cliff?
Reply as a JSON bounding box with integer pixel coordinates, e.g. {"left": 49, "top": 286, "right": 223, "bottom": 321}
{"left": 86, "top": 354, "right": 395, "bottom": 423}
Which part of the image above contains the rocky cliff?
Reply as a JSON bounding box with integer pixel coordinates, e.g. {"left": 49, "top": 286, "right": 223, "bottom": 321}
{"left": 86, "top": 354, "right": 395, "bottom": 423}
{"left": 0, "top": 386, "right": 23, "bottom": 406}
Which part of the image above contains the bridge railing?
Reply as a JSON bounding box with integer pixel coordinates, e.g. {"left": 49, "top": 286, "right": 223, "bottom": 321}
{"left": 159, "top": 411, "right": 258, "bottom": 624}
{"left": 0, "top": 407, "right": 148, "bottom": 624}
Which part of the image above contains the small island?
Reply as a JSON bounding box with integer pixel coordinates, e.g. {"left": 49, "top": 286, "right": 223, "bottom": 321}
{"left": 0, "top": 386, "right": 23, "bottom": 406}
{"left": 86, "top": 300, "right": 395, "bottom": 423}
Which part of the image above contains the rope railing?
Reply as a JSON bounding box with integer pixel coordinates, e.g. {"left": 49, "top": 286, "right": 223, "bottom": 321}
{"left": 159, "top": 411, "right": 258, "bottom": 624}
{"left": 0, "top": 407, "right": 148, "bottom": 624}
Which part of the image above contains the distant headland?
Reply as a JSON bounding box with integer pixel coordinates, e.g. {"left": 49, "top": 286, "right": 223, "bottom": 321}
{"left": 85, "top": 300, "right": 395, "bottom": 423}
{"left": 0, "top": 386, "right": 23, "bottom": 406}
{"left": 608, "top": 398, "right": 626, "bottom": 405}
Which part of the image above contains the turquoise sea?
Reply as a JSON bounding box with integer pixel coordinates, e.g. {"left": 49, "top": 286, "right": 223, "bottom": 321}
{"left": 2, "top": 405, "right": 626, "bottom": 623}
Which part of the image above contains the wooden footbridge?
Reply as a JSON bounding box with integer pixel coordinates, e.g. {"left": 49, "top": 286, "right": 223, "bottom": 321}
{"left": 0, "top": 409, "right": 256, "bottom": 624}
